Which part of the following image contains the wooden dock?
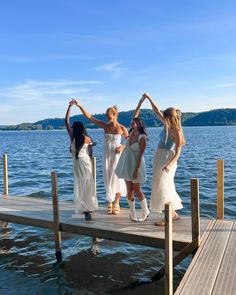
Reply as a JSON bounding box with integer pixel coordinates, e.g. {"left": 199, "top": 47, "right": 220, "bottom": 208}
{"left": 175, "top": 219, "right": 236, "bottom": 295}
{"left": 1, "top": 154, "right": 235, "bottom": 295}
{"left": 0, "top": 194, "right": 210, "bottom": 251}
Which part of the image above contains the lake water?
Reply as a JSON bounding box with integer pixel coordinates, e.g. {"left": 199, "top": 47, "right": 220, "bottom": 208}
{"left": 0, "top": 126, "right": 235, "bottom": 295}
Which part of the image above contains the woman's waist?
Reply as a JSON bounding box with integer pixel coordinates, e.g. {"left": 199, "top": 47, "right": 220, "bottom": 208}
{"left": 157, "top": 143, "right": 175, "bottom": 150}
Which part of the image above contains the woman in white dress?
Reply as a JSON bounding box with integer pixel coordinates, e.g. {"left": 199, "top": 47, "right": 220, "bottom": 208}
{"left": 65, "top": 100, "right": 98, "bottom": 221}
{"left": 115, "top": 97, "right": 150, "bottom": 222}
{"left": 71, "top": 99, "right": 128, "bottom": 215}
{"left": 143, "top": 93, "right": 186, "bottom": 225}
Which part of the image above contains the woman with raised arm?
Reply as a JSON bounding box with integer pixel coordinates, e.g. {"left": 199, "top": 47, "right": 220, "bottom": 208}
{"left": 71, "top": 98, "right": 128, "bottom": 215}
{"left": 115, "top": 96, "right": 150, "bottom": 222}
{"left": 143, "top": 93, "right": 185, "bottom": 225}
{"left": 65, "top": 100, "right": 98, "bottom": 221}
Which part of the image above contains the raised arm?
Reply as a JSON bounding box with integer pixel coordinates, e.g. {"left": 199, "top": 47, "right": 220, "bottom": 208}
{"left": 133, "top": 95, "right": 145, "bottom": 118}
{"left": 143, "top": 93, "right": 165, "bottom": 123}
{"left": 65, "top": 102, "right": 73, "bottom": 140}
{"left": 72, "top": 98, "right": 108, "bottom": 129}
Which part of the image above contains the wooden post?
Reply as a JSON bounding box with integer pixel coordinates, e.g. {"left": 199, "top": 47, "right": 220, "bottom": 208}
{"left": 217, "top": 159, "right": 224, "bottom": 220}
{"left": 51, "top": 171, "right": 62, "bottom": 262}
{"left": 165, "top": 202, "right": 173, "bottom": 295}
{"left": 3, "top": 154, "right": 8, "bottom": 195}
{"left": 191, "top": 178, "right": 200, "bottom": 247}
{"left": 92, "top": 156, "right": 96, "bottom": 195}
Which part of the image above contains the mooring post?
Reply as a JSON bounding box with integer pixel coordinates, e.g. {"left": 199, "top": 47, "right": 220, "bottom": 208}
{"left": 51, "top": 171, "right": 62, "bottom": 262}
{"left": 3, "top": 154, "right": 8, "bottom": 195}
{"left": 92, "top": 156, "right": 97, "bottom": 195}
{"left": 217, "top": 159, "right": 224, "bottom": 220}
{"left": 191, "top": 178, "right": 200, "bottom": 248}
{"left": 165, "top": 202, "right": 173, "bottom": 295}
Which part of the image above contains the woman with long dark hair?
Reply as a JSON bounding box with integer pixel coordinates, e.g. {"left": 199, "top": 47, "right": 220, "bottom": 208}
{"left": 115, "top": 97, "right": 150, "bottom": 222}
{"left": 65, "top": 100, "right": 98, "bottom": 221}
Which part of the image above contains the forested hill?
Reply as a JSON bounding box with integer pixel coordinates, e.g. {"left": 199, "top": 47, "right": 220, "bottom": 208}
{"left": 1, "top": 108, "right": 236, "bottom": 130}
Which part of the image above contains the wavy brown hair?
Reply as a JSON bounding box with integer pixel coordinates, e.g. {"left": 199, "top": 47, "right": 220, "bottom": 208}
{"left": 129, "top": 117, "right": 147, "bottom": 137}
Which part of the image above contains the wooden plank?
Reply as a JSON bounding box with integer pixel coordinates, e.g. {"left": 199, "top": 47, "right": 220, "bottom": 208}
{"left": 165, "top": 203, "right": 173, "bottom": 295}
{"left": 3, "top": 154, "right": 8, "bottom": 195}
{"left": 191, "top": 178, "right": 200, "bottom": 246}
{"left": 92, "top": 156, "right": 96, "bottom": 195}
{"left": 0, "top": 212, "right": 54, "bottom": 229}
{"left": 217, "top": 159, "right": 224, "bottom": 219}
{"left": 175, "top": 220, "right": 216, "bottom": 294}
{"left": 0, "top": 194, "right": 211, "bottom": 251}
{"left": 175, "top": 220, "right": 233, "bottom": 295}
{"left": 152, "top": 237, "right": 199, "bottom": 281}
{"left": 212, "top": 221, "right": 236, "bottom": 295}
{"left": 51, "top": 171, "right": 62, "bottom": 262}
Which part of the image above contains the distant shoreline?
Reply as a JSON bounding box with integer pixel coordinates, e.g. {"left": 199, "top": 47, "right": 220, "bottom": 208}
{"left": 1, "top": 108, "right": 236, "bottom": 130}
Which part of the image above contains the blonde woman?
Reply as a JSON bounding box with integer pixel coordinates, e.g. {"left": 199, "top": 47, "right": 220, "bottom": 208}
{"left": 71, "top": 99, "right": 128, "bottom": 215}
{"left": 143, "top": 93, "right": 185, "bottom": 225}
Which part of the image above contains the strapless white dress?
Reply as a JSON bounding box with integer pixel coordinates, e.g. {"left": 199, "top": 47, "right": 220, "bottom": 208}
{"left": 71, "top": 140, "right": 98, "bottom": 213}
{"left": 103, "top": 134, "right": 126, "bottom": 202}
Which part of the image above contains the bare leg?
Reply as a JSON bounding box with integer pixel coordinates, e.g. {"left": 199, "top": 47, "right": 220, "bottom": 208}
{"left": 113, "top": 193, "right": 121, "bottom": 214}
{"left": 126, "top": 181, "right": 134, "bottom": 201}
{"left": 114, "top": 192, "right": 121, "bottom": 206}
{"left": 132, "top": 183, "right": 145, "bottom": 202}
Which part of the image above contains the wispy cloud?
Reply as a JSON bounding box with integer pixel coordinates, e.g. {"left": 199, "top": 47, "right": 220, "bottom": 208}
{"left": 0, "top": 79, "right": 104, "bottom": 101}
{"left": 92, "top": 62, "right": 128, "bottom": 75}
{"left": 0, "top": 54, "right": 92, "bottom": 63}
{"left": 212, "top": 83, "right": 236, "bottom": 88}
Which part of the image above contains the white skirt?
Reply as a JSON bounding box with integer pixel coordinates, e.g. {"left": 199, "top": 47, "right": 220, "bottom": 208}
{"left": 73, "top": 155, "right": 98, "bottom": 214}
{"left": 150, "top": 148, "right": 183, "bottom": 213}
{"left": 103, "top": 135, "right": 126, "bottom": 202}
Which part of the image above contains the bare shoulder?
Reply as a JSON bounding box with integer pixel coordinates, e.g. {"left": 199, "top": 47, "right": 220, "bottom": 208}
{"left": 120, "top": 124, "right": 128, "bottom": 135}
{"left": 84, "top": 135, "right": 92, "bottom": 144}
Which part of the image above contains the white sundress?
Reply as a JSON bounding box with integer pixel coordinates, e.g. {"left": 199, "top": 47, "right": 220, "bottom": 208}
{"left": 150, "top": 129, "right": 183, "bottom": 213}
{"left": 103, "top": 134, "right": 126, "bottom": 202}
{"left": 115, "top": 134, "right": 147, "bottom": 184}
{"left": 71, "top": 140, "right": 98, "bottom": 214}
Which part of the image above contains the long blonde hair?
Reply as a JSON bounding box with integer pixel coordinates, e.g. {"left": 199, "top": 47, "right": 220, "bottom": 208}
{"left": 106, "top": 105, "right": 118, "bottom": 117}
{"left": 163, "top": 107, "right": 186, "bottom": 145}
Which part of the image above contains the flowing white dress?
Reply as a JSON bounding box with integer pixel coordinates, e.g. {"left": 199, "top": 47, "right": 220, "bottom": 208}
{"left": 103, "top": 134, "right": 126, "bottom": 202}
{"left": 115, "top": 134, "right": 147, "bottom": 184}
{"left": 150, "top": 130, "right": 183, "bottom": 213}
{"left": 71, "top": 140, "right": 98, "bottom": 214}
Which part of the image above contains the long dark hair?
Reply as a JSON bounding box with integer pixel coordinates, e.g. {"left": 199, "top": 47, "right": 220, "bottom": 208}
{"left": 129, "top": 117, "right": 147, "bottom": 136}
{"left": 71, "top": 121, "right": 88, "bottom": 159}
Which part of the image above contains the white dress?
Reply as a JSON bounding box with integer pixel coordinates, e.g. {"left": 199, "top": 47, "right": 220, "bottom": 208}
{"left": 150, "top": 129, "right": 183, "bottom": 213}
{"left": 103, "top": 134, "right": 126, "bottom": 202}
{"left": 115, "top": 134, "right": 147, "bottom": 184}
{"left": 71, "top": 140, "right": 98, "bottom": 214}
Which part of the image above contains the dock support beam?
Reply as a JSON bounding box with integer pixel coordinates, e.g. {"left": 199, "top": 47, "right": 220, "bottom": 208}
{"left": 51, "top": 171, "right": 62, "bottom": 262}
{"left": 165, "top": 202, "right": 173, "bottom": 295}
{"left": 191, "top": 178, "right": 200, "bottom": 247}
{"left": 3, "top": 154, "right": 8, "bottom": 195}
{"left": 92, "top": 156, "right": 96, "bottom": 195}
{"left": 217, "top": 159, "right": 224, "bottom": 220}
{"left": 152, "top": 179, "right": 200, "bottom": 282}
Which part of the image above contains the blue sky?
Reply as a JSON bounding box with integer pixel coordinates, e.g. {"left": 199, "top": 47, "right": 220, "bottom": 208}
{"left": 0, "top": 0, "right": 236, "bottom": 124}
